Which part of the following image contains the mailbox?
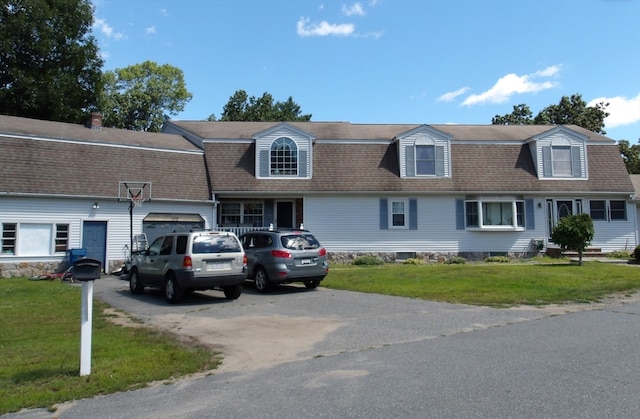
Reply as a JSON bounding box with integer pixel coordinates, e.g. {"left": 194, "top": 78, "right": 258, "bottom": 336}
{"left": 73, "top": 258, "right": 102, "bottom": 282}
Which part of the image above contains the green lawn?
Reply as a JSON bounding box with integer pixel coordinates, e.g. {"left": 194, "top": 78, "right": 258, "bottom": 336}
{"left": 323, "top": 260, "right": 640, "bottom": 307}
{"left": 2, "top": 259, "right": 640, "bottom": 414}
{"left": 0, "top": 278, "right": 220, "bottom": 415}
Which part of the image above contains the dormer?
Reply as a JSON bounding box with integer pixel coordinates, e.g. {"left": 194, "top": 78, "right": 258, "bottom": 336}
{"left": 396, "top": 125, "right": 452, "bottom": 178}
{"left": 528, "top": 126, "right": 588, "bottom": 180}
{"left": 254, "top": 123, "right": 315, "bottom": 179}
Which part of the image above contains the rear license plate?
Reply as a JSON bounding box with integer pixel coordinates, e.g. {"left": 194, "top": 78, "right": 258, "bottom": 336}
{"left": 207, "top": 262, "right": 230, "bottom": 271}
{"left": 300, "top": 258, "right": 312, "bottom": 265}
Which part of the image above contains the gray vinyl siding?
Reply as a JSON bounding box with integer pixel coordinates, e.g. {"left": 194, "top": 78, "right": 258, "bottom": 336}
{"left": 398, "top": 130, "right": 450, "bottom": 178}
{"left": 303, "top": 196, "right": 560, "bottom": 254}
{"left": 0, "top": 197, "right": 212, "bottom": 273}
{"left": 535, "top": 130, "right": 587, "bottom": 179}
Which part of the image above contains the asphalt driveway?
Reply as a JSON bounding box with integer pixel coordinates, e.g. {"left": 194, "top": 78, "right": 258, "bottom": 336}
{"left": 7, "top": 275, "right": 640, "bottom": 418}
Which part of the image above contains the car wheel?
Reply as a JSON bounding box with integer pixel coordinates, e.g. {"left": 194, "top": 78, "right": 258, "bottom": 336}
{"left": 223, "top": 284, "right": 242, "bottom": 300}
{"left": 254, "top": 268, "right": 272, "bottom": 293}
{"left": 303, "top": 279, "right": 321, "bottom": 289}
{"left": 164, "top": 273, "right": 183, "bottom": 304}
{"left": 129, "top": 269, "right": 144, "bottom": 294}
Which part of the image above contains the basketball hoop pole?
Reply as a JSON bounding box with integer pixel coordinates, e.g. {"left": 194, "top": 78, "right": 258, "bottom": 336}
{"left": 129, "top": 200, "right": 134, "bottom": 259}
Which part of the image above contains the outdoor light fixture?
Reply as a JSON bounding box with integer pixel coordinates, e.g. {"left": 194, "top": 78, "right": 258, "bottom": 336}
{"left": 537, "top": 202, "right": 542, "bottom": 208}
{"left": 92, "top": 202, "right": 100, "bottom": 209}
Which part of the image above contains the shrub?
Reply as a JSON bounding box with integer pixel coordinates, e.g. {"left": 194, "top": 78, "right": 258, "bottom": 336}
{"left": 484, "top": 256, "right": 510, "bottom": 263}
{"left": 402, "top": 258, "right": 424, "bottom": 265}
{"left": 608, "top": 249, "right": 633, "bottom": 259}
{"left": 445, "top": 256, "right": 466, "bottom": 264}
{"left": 353, "top": 255, "right": 385, "bottom": 266}
{"left": 634, "top": 245, "right": 640, "bottom": 261}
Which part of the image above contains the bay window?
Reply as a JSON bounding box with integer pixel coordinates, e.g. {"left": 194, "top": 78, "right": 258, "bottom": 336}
{"left": 465, "top": 200, "right": 525, "bottom": 229}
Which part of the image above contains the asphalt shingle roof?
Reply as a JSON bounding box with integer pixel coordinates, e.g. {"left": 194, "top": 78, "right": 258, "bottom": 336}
{"left": 0, "top": 115, "right": 210, "bottom": 201}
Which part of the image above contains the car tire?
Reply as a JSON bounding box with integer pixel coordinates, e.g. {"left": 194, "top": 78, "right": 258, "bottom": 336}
{"left": 303, "top": 279, "right": 321, "bottom": 289}
{"left": 164, "top": 273, "right": 183, "bottom": 304}
{"left": 129, "top": 269, "right": 144, "bottom": 295}
{"left": 254, "top": 268, "right": 273, "bottom": 293}
{"left": 223, "top": 284, "right": 242, "bottom": 300}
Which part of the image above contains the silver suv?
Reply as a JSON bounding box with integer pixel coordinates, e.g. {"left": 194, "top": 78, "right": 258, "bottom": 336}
{"left": 129, "top": 231, "right": 247, "bottom": 303}
{"left": 239, "top": 228, "right": 329, "bottom": 292}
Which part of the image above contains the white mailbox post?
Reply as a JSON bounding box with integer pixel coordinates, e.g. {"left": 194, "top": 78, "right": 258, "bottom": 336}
{"left": 73, "top": 258, "right": 102, "bottom": 376}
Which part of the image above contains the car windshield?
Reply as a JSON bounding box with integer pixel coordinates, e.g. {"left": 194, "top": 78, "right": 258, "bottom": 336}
{"left": 192, "top": 235, "right": 241, "bottom": 253}
{"left": 280, "top": 234, "right": 320, "bottom": 250}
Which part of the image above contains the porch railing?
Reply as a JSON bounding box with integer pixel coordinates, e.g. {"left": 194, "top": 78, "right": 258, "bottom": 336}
{"left": 218, "top": 226, "right": 269, "bottom": 236}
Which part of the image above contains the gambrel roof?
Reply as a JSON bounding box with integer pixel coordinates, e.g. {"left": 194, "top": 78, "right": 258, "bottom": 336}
{"left": 0, "top": 115, "right": 210, "bottom": 201}
{"left": 0, "top": 116, "right": 631, "bottom": 201}
{"left": 163, "top": 121, "right": 631, "bottom": 196}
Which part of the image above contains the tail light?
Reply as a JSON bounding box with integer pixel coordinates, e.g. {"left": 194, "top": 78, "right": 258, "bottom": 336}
{"left": 183, "top": 256, "right": 193, "bottom": 269}
{"left": 318, "top": 248, "right": 327, "bottom": 256}
{"left": 243, "top": 254, "right": 248, "bottom": 266}
{"left": 271, "top": 249, "right": 292, "bottom": 258}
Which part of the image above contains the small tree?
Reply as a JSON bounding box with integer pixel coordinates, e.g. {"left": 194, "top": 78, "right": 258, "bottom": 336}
{"left": 550, "top": 213, "right": 594, "bottom": 265}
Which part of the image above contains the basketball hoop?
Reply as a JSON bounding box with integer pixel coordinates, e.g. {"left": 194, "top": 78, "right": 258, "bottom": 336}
{"left": 131, "top": 196, "right": 144, "bottom": 208}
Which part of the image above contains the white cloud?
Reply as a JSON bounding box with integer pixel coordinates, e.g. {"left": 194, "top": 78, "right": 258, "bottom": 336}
{"left": 146, "top": 26, "right": 157, "bottom": 35}
{"left": 93, "top": 17, "right": 124, "bottom": 40}
{"left": 343, "top": 3, "right": 365, "bottom": 16}
{"left": 461, "top": 66, "right": 561, "bottom": 106}
{"left": 297, "top": 17, "right": 355, "bottom": 37}
{"left": 438, "top": 87, "right": 470, "bottom": 102}
{"left": 533, "top": 65, "right": 561, "bottom": 77}
{"left": 588, "top": 93, "right": 640, "bottom": 129}
{"left": 160, "top": 8, "right": 168, "bottom": 17}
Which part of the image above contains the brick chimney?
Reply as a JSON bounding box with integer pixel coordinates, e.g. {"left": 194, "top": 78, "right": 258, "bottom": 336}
{"left": 87, "top": 112, "right": 102, "bottom": 130}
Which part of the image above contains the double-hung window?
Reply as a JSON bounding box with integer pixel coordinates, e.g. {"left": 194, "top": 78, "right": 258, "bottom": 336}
{"left": 415, "top": 145, "right": 435, "bottom": 175}
{"left": 391, "top": 200, "right": 407, "bottom": 228}
{"left": 552, "top": 146, "right": 572, "bottom": 177}
{"left": 589, "top": 200, "right": 627, "bottom": 221}
{"left": 220, "top": 202, "right": 264, "bottom": 227}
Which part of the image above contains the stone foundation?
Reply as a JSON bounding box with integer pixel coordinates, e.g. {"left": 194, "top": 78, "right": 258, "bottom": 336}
{"left": 327, "top": 250, "right": 540, "bottom": 264}
{"left": 0, "top": 259, "right": 128, "bottom": 278}
{"left": 0, "top": 261, "right": 67, "bottom": 279}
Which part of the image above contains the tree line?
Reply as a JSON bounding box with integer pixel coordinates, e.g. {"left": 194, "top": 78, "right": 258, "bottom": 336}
{"left": 0, "top": 0, "right": 310, "bottom": 132}
{"left": 1, "top": 0, "right": 637, "bottom": 172}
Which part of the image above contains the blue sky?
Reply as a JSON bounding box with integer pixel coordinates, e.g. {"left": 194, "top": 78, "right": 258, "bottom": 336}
{"left": 91, "top": 0, "right": 640, "bottom": 141}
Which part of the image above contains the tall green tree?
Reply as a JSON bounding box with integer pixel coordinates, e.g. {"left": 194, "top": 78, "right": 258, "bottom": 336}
{"left": 216, "top": 90, "right": 312, "bottom": 122}
{"left": 98, "top": 61, "right": 192, "bottom": 132}
{"left": 618, "top": 139, "right": 640, "bottom": 174}
{"left": 0, "top": 0, "right": 103, "bottom": 123}
{"left": 550, "top": 213, "right": 594, "bottom": 266}
{"left": 492, "top": 93, "right": 609, "bottom": 134}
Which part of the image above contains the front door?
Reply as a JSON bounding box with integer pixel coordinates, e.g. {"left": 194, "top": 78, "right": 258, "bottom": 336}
{"left": 82, "top": 221, "right": 107, "bottom": 270}
{"left": 546, "top": 199, "right": 582, "bottom": 239}
{"left": 276, "top": 201, "right": 294, "bottom": 229}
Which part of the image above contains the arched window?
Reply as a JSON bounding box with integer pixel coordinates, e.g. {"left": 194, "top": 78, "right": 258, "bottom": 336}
{"left": 270, "top": 137, "right": 298, "bottom": 176}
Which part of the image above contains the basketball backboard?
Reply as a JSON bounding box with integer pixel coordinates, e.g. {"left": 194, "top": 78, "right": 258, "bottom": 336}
{"left": 118, "top": 181, "right": 152, "bottom": 204}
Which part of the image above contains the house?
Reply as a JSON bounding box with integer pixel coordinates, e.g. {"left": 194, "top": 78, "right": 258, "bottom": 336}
{"left": 0, "top": 114, "right": 214, "bottom": 277}
{"left": 1, "top": 115, "right": 635, "bottom": 277}
{"left": 629, "top": 174, "right": 640, "bottom": 247}
{"left": 163, "top": 120, "right": 637, "bottom": 261}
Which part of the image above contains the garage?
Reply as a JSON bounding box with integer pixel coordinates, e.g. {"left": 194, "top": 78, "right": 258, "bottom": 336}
{"left": 142, "top": 213, "right": 205, "bottom": 244}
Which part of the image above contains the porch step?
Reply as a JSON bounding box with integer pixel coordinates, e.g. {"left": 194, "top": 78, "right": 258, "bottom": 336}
{"left": 546, "top": 247, "right": 604, "bottom": 257}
